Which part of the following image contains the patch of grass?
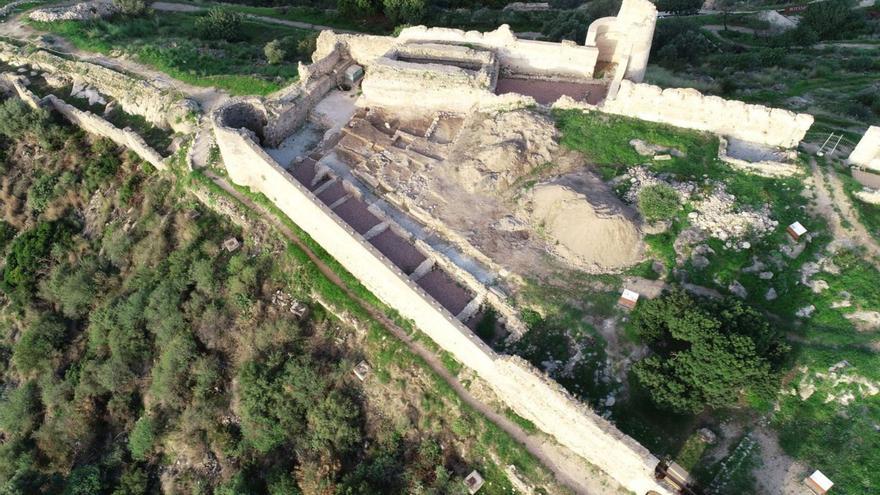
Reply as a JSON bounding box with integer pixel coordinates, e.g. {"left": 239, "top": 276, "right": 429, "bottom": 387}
{"left": 503, "top": 408, "right": 539, "bottom": 435}
{"left": 31, "top": 11, "right": 312, "bottom": 95}
{"left": 553, "top": 108, "right": 720, "bottom": 180}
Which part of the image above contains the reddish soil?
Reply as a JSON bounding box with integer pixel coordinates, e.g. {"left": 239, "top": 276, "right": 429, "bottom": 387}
{"left": 317, "top": 181, "right": 348, "bottom": 205}
{"left": 290, "top": 159, "right": 318, "bottom": 186}
{"left": 416, "top": 269, "right": 473, "bottom": 316}
{"left": 494, "top": 78, "right": 608, "bottom": 105}
{"left": 369, "top": 229, "right": 427, "bottom": 274}
{"left": 333, "top": 199, "right": 382, "bottom": 234}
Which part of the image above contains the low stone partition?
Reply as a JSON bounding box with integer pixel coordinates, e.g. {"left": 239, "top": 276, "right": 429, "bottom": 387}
{"left": 0, "top": 41, "right": 197, "bottom": 133}
{"left": 47, "top": 95, "right": 166, "bottom": 169}
{"left": 849, "top": 126, "right": 880, "bottom": 171}
{"left": 2, "top": 73, "right": 167, "bottom": 169}
{"left": 602, "top": 80, "right": 814, "bottom": 149}
{"left": 213, "top": 100, "right": 672, "bottom": 495}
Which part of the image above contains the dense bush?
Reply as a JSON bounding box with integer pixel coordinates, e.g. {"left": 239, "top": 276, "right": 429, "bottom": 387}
{"left": 654, "top": 0, "right": 702, "bottom": 15}
{"left": 195, "top": 8, "right": 245, "bottom": 41}
{"left": 264, "top": 39, "right": 286, "bottom": 64}
{"left": 2, "top": 220, "right": 76, "bottom": 297}
{"left": 638, "top": 183, "right": 680, "bottom": 221}
{"left": 112, "top": 0, "right": 148, "bottom": 16}
{"left": 631, "top": 288, "right": 788, "bottom": 413}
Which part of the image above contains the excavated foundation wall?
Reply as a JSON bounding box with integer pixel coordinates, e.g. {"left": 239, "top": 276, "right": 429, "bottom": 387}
{"left": 850, "top": 126, "right": 880, "bottom": 171}
{"left": 2, "top": 74, "right": 166, "bottom": 169}
{"left": 262, "top": 49, "right": 342, "bottom": 147}
{"left": 213, "top": 102, "right": 672, "bottom": 495}
{"left": 0, "top": 41, "right": 196, "bottom": 133}
{"left": 602, "top": 81, "right": 814, "bottom": 148}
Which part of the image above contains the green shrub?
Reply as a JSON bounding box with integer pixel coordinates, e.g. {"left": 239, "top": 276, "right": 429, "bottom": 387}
{"left": 264, "top": 39, "right": 286, "bottom": 65}
{"left": 195, "top": 8, "right": 244, "bottom": 41}
{"left": 128, "top": 415, "right": 156, "bottom": 460}
{"left": 638, "top": 184, "right": 680, "bottom": 221}
{"left": 3, "top": 220, "right": 75, "bottom": 296}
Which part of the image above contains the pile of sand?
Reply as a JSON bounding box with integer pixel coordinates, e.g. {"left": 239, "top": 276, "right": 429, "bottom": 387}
{"left": 448, "top": 109, "right": 557, "bottom": 193}
{"left": 523, "top": 178, "right": 644, "bottom": 271}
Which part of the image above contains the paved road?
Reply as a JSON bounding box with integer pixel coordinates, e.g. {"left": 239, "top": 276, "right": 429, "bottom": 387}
{"left": 200, "top": 170, "right": 623, "bottom": 495}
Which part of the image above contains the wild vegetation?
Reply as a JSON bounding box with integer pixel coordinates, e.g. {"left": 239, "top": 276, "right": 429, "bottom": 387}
{"left": 648, "top": 0, "right": 880, "bottom": 140}
{"left": 0, "top": 100, "right": 569, "bottom": 494}
{"left": 30, "top": 9, "right": 314, "bottom": 95}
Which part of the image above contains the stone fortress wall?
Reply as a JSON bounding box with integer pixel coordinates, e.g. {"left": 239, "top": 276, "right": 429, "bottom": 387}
{"left": 211, "top": 97, "right": 673, "bottom": 495}
{"left": 313, "top": 0, "right": 812, "bottom": 150}
{"left": 0, "top": 73, "right": 167, "bottom": 169}
{"left": 849, "top": 126, "right": 880, "bottom": 171}
{"left": 600, "top": 80, "right": 815, "bottom": 149}
{"left": 0, "top": 41, "right": 197, "bottom": 134}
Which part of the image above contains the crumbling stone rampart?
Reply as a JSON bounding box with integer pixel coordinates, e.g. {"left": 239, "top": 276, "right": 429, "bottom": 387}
{"left": 1, "top": 73, "right": 166, "bottom": 169}
{"left": 212, "top": 100, "right": 673, "bottom": 495}
{"left": 850, "top": 126, "right": 880, "bottom": 171}
{"left": 0, "top": 41, "right": 197, "bottom": 133}
{"left": 602, "top": 81, "right": 814, "bottom": 148}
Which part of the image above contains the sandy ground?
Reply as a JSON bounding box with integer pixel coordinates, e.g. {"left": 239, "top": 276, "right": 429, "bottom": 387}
{"left": 751, "top": 428, "right": 813, "bottom": 495}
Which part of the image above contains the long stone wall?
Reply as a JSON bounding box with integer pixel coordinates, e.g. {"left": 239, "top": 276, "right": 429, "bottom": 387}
{"left": 602, "top": 80, "right": 814, "bottom": 148}
{"left": 850, "top": 126, "right": 880, "bottom": 171}
{"left": 2, "top": 73, "right": 166, "bottom": 169}
{"left": 0, "top": 41, "right": 197, "bottom": 133}
{"left": 212, "top": 103, "right": 672, "bottom": 495}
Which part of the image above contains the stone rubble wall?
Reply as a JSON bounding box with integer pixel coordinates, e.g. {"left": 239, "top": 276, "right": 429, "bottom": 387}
{"left": 2, "top": 73, "right": 167, "bottom": 169}
{"left": 28, "top": 1, "right": 116, "bottom": 22}
{"left": 317, "top": 25, "right": 598, "bottom": 82}
{"left": 212, "top": 101, "right": 672, "bottom": 495}
{"left": 849, "top": 126, "right": 880, "bottom": 171}
{"left": 0, "top": 41, "right": 197, "bottom": 134}
{"left": 602, "top": 80, "right": 814, "bottom": 148}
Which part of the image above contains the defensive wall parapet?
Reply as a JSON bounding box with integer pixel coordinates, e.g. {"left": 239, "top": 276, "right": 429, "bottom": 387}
{"left": 602, "top": 80, "right": 814, "bottom": 148}
{"left": 212, "top": 98, "right": 673, "bottom": 495}
{"left": 0, "top": 41, "right": 197, "bottom": 133}
{"left": 849, "top": 126, "right": 880, "bottom": 171}
{"left": 1, "top": 73, "right": 167, "bottom": 169}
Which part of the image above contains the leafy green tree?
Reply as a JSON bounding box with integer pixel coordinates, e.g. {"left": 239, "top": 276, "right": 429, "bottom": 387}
{"left": 0, "top": 381, "right": 41, "bottom": 440}
{"left": 64, "top": 465, "right": 103, "bottom": 495}
{"left": 307, "top": 390, "right": 361, "bottom": 454}
{"left": 796, "top": 0, "right": 865, "bottom": 42}
{"left": 2, "top": 220, "right": 75, "bottom": 297}
{"left": 631, "top": 288, "right": 788, "bottom": 413}
{"left": 297, "top": 34, "right": 318, "bottom": 58}
{"left": 111, "top": 465, "right": 148, "bottom": 495}
{"left": 195, "top": 8, "right": 244, "bottom": 41}
{"left": 13, "top": 315, "right": 66, "bottom": 375}
{"left": 638, "top": 184, "right": 680, "bottom": 222}
{"left": 41, "top": 258, "right": 102, "bottom": 319}
{"left": 128, "top": 415, "right": 156, "bottom": 461}
{"left": 654, "top": 0, "right": 702, "bottom": 15}
{"left": 338, "top": 0, "right": 379, "bottom": 18}
{"left": 382, "top": 0, "right": 426, "bottom": 23}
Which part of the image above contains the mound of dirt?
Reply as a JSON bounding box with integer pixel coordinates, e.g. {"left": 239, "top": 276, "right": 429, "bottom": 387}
{"left": 523, "top": 174, "right": 644, "bottom": 271}
{"left": 448, "top": 109, "right": 557, "bottom": 193}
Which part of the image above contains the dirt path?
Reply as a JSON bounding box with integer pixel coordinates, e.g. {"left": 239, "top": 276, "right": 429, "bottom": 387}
{"left": 200, "top": 170, "right": 625, "bottom": 495}
{"left": 0, "top": 11, "right": 229, "bottom": 112}
{"left": 151, "top": 1, "right": 357, "bottom": 33}
{"left": 808, "top": 157, "right": 880, "bottom": 264}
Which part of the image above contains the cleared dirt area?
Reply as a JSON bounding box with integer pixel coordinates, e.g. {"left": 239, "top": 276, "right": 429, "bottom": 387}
{"left": 495, "top": 77, "right": 608, "bottom": 105}
{"left": 369, "top": 229, "right": 426, "bottom": 274}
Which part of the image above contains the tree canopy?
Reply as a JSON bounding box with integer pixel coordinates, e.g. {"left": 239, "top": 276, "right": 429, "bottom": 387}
{"left": 631, "top": 288, "right": 788, "bottom": 413}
